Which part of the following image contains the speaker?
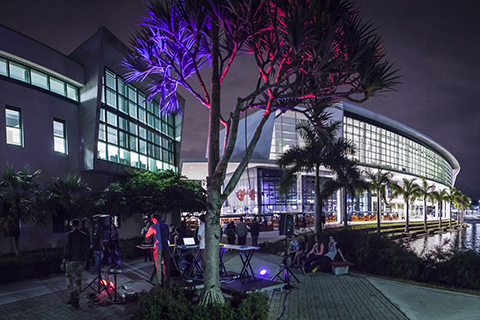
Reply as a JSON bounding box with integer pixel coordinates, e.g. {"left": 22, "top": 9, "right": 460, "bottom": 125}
{"left": 92, "top": 214, "right": 110, "bottom": 249}
{"left": 279, "top": 213, "right": 294, "bottom": 236}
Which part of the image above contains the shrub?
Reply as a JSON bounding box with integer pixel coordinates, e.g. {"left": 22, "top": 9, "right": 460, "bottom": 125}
{"left": 132, "top": 286, "right": 269, "bottom": 320}
{"left": 0, "top": 248, "right": 63, "bottom": 284}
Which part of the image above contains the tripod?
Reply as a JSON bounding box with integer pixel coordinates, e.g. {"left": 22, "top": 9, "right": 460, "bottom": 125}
{"left": 271, "top": 236, "right": 299, "bottom": 289}
{"left": 82, "top": 246, "right": 104, "bottom": 294}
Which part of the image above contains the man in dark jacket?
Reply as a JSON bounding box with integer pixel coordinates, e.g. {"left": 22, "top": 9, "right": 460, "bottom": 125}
{"left": 60, "top": 218, "right": 89, "bottom": 309}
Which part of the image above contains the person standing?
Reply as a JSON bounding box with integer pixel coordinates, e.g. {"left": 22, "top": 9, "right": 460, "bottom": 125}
{"left": 141, "top": 220, "right": 153, "bottom": 262}
{"left": 80, "top": 218, "right": 93, "bottom": 271}
{"left": 60, "top": 218, "right": 89, "bottom": 309}
{"left": 236, "top": 217, "right": 247, "bottom": 245}
{"left": 225, "top": 221, "right": 236, "bottom": 245}
{"left": 145, "top": 214, "right": 170, "bottom": 286}
{"left": 249, "top": 217, "right": 260, "bottom": 247}
{"left": 159, "top": 218, "right": 171, "bottom": 286}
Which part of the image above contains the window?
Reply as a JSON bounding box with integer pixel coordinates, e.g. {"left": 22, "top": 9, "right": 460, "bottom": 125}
{"left": 53, "top": 119, "right": 66, "bottom": 153}
{"left": 31, "top": 70, "right": 48, "bottom": 89}
{"left": 0, "top": 56, "right": 79, "bottom": 101}
{"left": 6, "top": 108, "right": 22, "bottom": 146}
{"left": 9, "top": 62, "right": 28, "bottom": 82}
{"left": 99, "top": 69, "right": 181, "bottom": 172}
{"left": 49, "top": 78, "right": 65, "bottom": 95}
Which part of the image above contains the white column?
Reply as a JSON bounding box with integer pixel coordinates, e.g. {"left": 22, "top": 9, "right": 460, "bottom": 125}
{"left": 337, "top": 188, "right": 344, "bottom": 223}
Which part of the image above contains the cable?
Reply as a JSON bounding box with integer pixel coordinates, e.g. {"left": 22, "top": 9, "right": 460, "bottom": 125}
{"left": 276, "top": 288, "right": 292, "bottom": 320}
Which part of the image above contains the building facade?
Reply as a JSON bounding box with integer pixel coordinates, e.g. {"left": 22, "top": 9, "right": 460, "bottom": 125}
{"left": 0, "top": 25, "right": 183, "bottom": 253}
{"left": 181, "top": 102, "right": 459, "bottom": 222}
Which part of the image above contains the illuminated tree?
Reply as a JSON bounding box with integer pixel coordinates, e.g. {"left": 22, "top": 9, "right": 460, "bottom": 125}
{"left": 124, "top": 0, "right": 398, "bottom": 304}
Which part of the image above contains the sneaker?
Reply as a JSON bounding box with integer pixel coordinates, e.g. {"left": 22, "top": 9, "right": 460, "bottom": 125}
{"left": 312, "top": 266, "right": 318, "bottom": 273}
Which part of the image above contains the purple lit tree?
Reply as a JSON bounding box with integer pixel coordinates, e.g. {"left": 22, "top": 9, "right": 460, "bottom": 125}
{"left": 124, "top": 0, "right": 398, "bottom": 304}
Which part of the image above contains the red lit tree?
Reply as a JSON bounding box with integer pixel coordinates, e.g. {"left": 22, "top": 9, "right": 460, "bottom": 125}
{"left": 124, "top": 0, "right": 398, "bottom": 304}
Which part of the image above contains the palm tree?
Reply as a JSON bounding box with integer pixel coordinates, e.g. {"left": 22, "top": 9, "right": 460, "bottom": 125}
{"left": 46, "top": 175, "right": 92, "bottom": 231}
{"left": 451, "top": 189, "right": 471, "bottom": 225}
{"left": 445, "top": 187, "right": 457, "bottom": 227}
{"left": 364, "top": 167, "right": 395, "bottom": 234}
{"left": 391, "top": 178, "right": 421, "bottom": 233}
{"left": 430, "top": 189, "right": 448, "bottom": 229}
{"left": 0, "top": 165, "right": 44, "bottom": 254}
{"left": 329, "top": 159, "right": 366, "bottom": 229}
{"left": 277, "top": 120, "right": 355, "bottom": 235}
{"left": 418, "top": 177, "right": 436, "bottom": 231}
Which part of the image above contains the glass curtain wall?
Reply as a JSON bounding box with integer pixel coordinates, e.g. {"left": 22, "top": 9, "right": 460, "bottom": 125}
{"left": 344, "top": 116, "right": 453, "bottom": 185}
{"left": 98, "top": 69, "right": 180, "bottom": 171}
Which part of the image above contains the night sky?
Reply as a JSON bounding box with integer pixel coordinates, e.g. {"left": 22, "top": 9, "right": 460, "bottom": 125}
{"left": 1, "top": 0, "right": 479, "bottom": 200}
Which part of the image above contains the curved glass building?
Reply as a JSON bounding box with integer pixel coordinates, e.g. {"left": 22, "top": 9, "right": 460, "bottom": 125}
{"left": 182, "top": 102, "right": 460, "bottom": 222}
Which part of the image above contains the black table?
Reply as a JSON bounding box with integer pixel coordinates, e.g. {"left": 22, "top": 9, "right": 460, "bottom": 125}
{"left": 222, "top": 244, "right": 260, "bottom": 281}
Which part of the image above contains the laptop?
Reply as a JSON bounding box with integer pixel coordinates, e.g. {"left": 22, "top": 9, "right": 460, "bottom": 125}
{"left": 183, "top": 237, "right": 196, "bottom": 246}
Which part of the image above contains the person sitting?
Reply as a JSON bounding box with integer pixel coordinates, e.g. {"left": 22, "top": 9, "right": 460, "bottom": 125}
{"left": 304, "top": 235, "right": 328, "bottom": 273}
{"left": 287, "top": 234, "right": 301, "bottom": 266}
{"left": 305, "top": 235, "right": 347, "bottom": 273}
{"left": 324, "top": 235, "right": 347, "bottom": 262}
{"left": 292, "top": 235, "right": 309, "bottom": 268}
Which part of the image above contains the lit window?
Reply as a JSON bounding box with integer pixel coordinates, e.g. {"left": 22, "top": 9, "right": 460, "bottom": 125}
{"left": 6, "top": 108, "right": 22, "bottom": 146}
{"left": 97, "top": 141, "right": 107, "bottom": 159}
{"left": 0, "top": 58, "right": 7, "bottom": 76}
{"left": 9, "top": 62, "right": 28, "bottom": 82}
{"left": 49, "top": 77, "right": 65, "bottom": 95}
{"left": 66, "top": 84, "right": 78, "bottom": 101}
{"left": 31, "top": 70, "right": 48, "bottom": 89}
{"left": 53, "top": 119, "right": 66, "bottom": 153}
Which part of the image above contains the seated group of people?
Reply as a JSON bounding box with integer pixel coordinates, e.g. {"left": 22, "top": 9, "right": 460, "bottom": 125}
{"left": 287, "top": 234, "right": 347, "bottom": 273}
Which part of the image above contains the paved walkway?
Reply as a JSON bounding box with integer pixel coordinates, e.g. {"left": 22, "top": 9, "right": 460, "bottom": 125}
{"left": 2, "top": 226, "right": 480, "bottom": 320}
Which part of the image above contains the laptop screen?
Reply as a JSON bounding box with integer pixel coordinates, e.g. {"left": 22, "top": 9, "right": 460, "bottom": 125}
{"left": 183, "top": 237, "right": 196, "bottom": 245}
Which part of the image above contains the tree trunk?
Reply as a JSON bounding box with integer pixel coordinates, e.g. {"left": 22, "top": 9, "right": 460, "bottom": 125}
{"left": 438, "top": 201, "right": 442, "bottom": 229}
{"left": 448, "top": 201, "right": 452, "bottom": 227}
{"left": 314, "top": 165, "right": 322, "bottom": 235}
{"left": 405, "top": 201, "right": 410, "bottom": 233}
{"left": 423, "top": 199, "right": 427, "bottom": 231}
{"left": 201, "top": 22, "right": 224, "bottom": 306}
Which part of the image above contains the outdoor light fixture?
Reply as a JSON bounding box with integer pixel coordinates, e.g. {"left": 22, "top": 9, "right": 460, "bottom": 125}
{"left": 259, "top": 269, "right": 268, "bottom": 277}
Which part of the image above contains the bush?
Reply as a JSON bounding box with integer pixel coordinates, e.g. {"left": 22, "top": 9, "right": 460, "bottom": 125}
{"left": 0, "top": 248, "right": 63, "bottom": 284}
{"left": 132, "top": 286, "right": 269, "bottom": 320}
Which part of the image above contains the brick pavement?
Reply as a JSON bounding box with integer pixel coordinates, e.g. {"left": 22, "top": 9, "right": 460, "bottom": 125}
{"left": 0, "top": 288, "right": 138, "bottom": 320}
{"left": 268, "top": 270, "right": 408, "bottom": 320}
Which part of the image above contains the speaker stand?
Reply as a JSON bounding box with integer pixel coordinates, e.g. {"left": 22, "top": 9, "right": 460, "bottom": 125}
{"left": 271, "top": 236, "right": 299, "bottom": 289}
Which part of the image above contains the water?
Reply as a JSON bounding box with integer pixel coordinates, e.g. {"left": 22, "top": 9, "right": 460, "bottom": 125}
{"left": 404, "top": 223, "right": 480, "bottom": 257}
